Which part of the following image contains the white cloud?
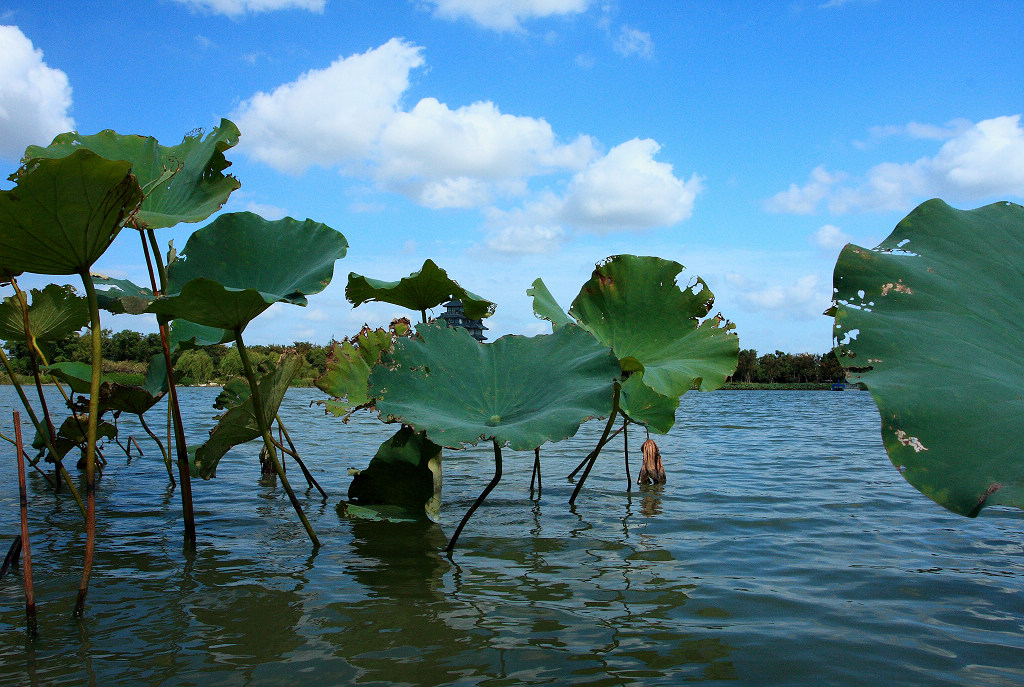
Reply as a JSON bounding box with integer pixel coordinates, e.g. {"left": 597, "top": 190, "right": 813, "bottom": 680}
{"left": 425, "top": 0, "right": 591, "bottom": 31}
{"left": 560, "top": 138, "right": 703, "bottom": 231}
{"left": 812, "top": 224, "right": 851, "bottom": 251}
{"left": 232, "top": 38, "right": 424, "bottom": 174}
{"left": 733, "top": 273, "right": 831, "bottom": 321}
{"left": 0, "top": 25, "right": 74, "bottom": 161}
{"left": 172, "top": 0, "right": 325, "bottom": 16}
{"left": 770, "top": 116, "right": 1024, "bottom": 214}
{"left": 614, "top": 26, "right": 654, "bottom": 59}
{"left": 485, "top": 224, "right": 565, "bottom": 254}
{"left": 244, "top": 201, "right": 288, "bottom": 220}
{"left": 867, "top": 118, "right": 972, "bottom": 142}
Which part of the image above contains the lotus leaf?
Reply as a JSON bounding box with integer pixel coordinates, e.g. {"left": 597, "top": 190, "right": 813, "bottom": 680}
{"left": 148, "top": 212, "right": 348, "bottom": 332}
{"left": 347, "top": 259, "right": 495, "bottom": 321}
{"left": 618, "top": 374, "right": 679, "bottom": 435}
{"left": 170, "top": 319, "right": 233, "bottom": 349}
{"left": 32, "top": 414, "right": 116, "bottom": 462}
{"left": 192, "top": 353, "right": 302, "bottom": 478}
{"left": 832, "top": 198, "right": 1024, "bottom": 517}
{"left": 569, "top": 255, "right": 738, "bottom": 398}
{"left": 92, "top": 275, "right": 154, "bottom": 315}
{"left": 346, "top": 425, "right": 443, "bottom": 522}
{"left": 44, "top": 362, "right": 112, "bottom": 395}
{"left": 0, "top": 150, "right": 142, "bottom": 275}
{"left": 22, "top": 119, "right": 240, "bottom": 230}
{"left": 369, "top": 323, "right": 620, "bottom": 450}
{"left": 526, "top": 277, "right": 573, "bottom": 329}
{"left": 0, "top": 284, "right": 88, "bottom": 343}
{"left": 213, "top": 377, "right": 252, "bottom": 411}
{"left": 96, "top": 356, "right": 168, "bottom": 417}
{"left": 316, "top": 319, "right": 411, "bottom": 417}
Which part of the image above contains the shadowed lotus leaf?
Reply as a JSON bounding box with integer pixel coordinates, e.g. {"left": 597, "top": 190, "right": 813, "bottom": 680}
{"left": 369, "top": 323, "right": 620, "bottom": 450}
{"left": 22, "top": 120, "right": 240, "bottom": 230}
{"left": 316, "top": 319, "right": 411, "bottom": 417}
{"left": 192, "top": 352, "right": 302, "bottom": 478}
{"left": 345, "top": 425, "right": 443, "bottom": 522}
{"left": 170, "top": 319, "right": 233, "bottom": 349}
{"left": 618, "top": 374, "right": 679, "bottom": 435}
{"left": 43, "top": 362, "right": 111, "bottom": 395}
{"left": 569, "top": 255, "right": 738, "bottom": 398}
{"left": 347, "top": 259, "right": 495, "bottom": 321}
{"left": 832, "top": 198, "right": 1024, "bottom": 517}
{"left": 0, "top": 150, "right": 142, "bottom": 275}
{"left": 147, "top": 212, "right": 348, "bottom": 332}
{"left": 92, "top": 275, "right": 154, "bottom": 315}
{"left": 0, "top": 284, "right": 88, "bottom": 343}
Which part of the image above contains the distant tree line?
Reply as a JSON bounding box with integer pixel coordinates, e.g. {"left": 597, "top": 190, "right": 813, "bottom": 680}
{"left": 3, "top": 328, "right": 331, "bottom": 386}
{"left": 730, "top": 349, "right": 845, "bottom": 384}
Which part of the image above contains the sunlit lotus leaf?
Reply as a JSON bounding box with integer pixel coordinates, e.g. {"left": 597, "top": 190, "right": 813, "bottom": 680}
{"left": 832, "top": 199, "right": 1024, "bottom": 517}
{"left": 192, "top": 352, "right": 302, "bottom": 478}
{"left": 22, "top": 119, "right": 240, "bottom": 230}
{"left": 569, "top": 255, "right": 738, "bottom": 398}
{"left": 369, "top": 323, "right": 620, "bottom": 450}
{"left": 526, "top": 277, "right": 573, "bottom": 329}
{"left": 43, "top": 362, "right": 111, "bottom": 395}
{"left": 346, "top": 259, "right": 495, "bottom": 321}
{"left": 316, "top": 319, "right": 411, "bottom": 417}
{"left": 618, "top": 374, "right": 679, "bottom": 435}
{"left": 170, "top": 319, "right": 233, "bottom": 349}
{"left": 0, "top": 284, "right": 88, "bottom": 343}
{"left": 148, "top": 212, "right": 348, "bottom": 332}
{"left": 0, "top": 150, "right": 142, "bottom": 275}
{"left": 92, "top": 275, "right": 154, "bottom": 315}
{"left": 345, "top": 425, "right": 443, "bottom": 522}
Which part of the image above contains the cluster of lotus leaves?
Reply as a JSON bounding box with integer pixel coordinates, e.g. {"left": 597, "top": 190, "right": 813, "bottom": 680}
{"left": 346, "top": 259, "right": 495, "bottom": 321}
{"left": 529, "top": 255, "right": 739, "bottom": 433}
{"left": 148, "top": 212, "right": 348, "bottom": 333}
{"left": 369, "top": 323, "right": 621, "bottom": 451}
{"left": 316, "top": 319, "right": 411, "bottom": 417}
{"left": 832, "top": 198, "right": 1024, "bottom": 517}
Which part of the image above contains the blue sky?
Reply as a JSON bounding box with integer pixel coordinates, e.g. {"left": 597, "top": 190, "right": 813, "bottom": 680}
{"left": 1, "top": 0, "right": 1021, "bottom": 353}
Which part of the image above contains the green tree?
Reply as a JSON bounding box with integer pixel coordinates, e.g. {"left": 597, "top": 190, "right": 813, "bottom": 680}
{"left": 175, "top": 349, "right": 214, "bottom": 384}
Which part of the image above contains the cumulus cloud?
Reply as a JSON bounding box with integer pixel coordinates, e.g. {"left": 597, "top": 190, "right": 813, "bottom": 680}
{"left": 171, "top": 0, "right": 325, "bottom": 16}
{"left": 244, "top": 201, "right": 288, "bottom": 220}
{"left": 812, "top": 224, "right": 852, "bottom": 251}
{"left": 425, "top": 0, "right": 591, "bottom": 31}
{"left": 769, "top": 116, "right": 1024, "bottom": 214}
{"left": 614, "top": 26, "right": 654, "bottom": 59}
{"left": 730, "top": 273, "right": 831, "bottom": 321}
{"left": 485, "top": 223, "right": 565, "bottom": 254}
{"left": 0, "top": 25, "right": 74, "bottom": 161}
{"left": 232, "top": 38, "right": 424, "bottom": 174}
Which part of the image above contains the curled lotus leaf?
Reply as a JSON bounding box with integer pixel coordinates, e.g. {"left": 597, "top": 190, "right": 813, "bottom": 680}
{"left": 618, "top": 374, "right": 679, "bottom": 435}
{"left": 148, "top": 212, "right": 348, "bottom": 332}
{"left": 345, "top": 425, "right": 443, "bottom": 522}
{"left": 346, "top": 259, "right": 495, "bottom": 321}
{"left": 568, "top": 255, "right": 738, "bottom": 398}
{"left": 526, "top": 278, "right": 573, "bottom": 329}
{"left": 0, "top": 149, "right": 142, "bottom": 275}
{"left": 0, "top": 284, "right": 88, "bottom": 343}
{"left": 192, "top": 352, "right": 302, "bottom": 478}
{"left": 369, "top": 323, "right": 620, "bottom": 450}
{"left": 92, "top": 275, "right": 154, "bottom": 315}
{"left": 170, "top": 319, "right": 233, "bottom": 349}
{"left": 316, "top": 318, "right": 412, "bottom": 417}
{"left": 21, "top": 119, "right": 240, "bottom": 230}
{"left": 832, "top": 198, "right": 1024, "bottom": 517}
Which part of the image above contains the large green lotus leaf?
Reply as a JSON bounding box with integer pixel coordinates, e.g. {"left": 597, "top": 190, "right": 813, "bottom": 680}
{"left": 618, "top": 374, "right": 679, "bottom": 435}
{"left": 92, "top": 275, "right": 154, "bottom": 315}
{"left": 0, "top": 284, "right": 88, "bottom": 342}
{"left": 192, "top": 352, "right": 301, "bottom": 478}
{"left": 23, "top": 120, "right": 240, "bottom": 230}
{"left": 0, "top": 150, "right": 142, "bottom": 275}
{"left": 568, "top": 255, "right": 738, "bottom": 398}
{"left": 369, "top": 323, "right": 620, "bottom": 450}
{"left": 832, "top": 199, "right": 1024, "bottom": 517}
{"left": 346, "top": 425, "right": 443, "bottom": 522}
{"left": 526, "top": 277, "right": 573, "bottom": 330}
{"left": 43, "top": 362, "right": 112, "bottom": 395}
{"left": 346, "top": 259, "right": 495, "bottom": 321}
{"left": 170, "top": 319, "right": 233, "bottom": 349}
{"left": 316, "top": 320, "right": 411, "bottom": 416}
{"left": 148, "top": 212, "right": 348, "bottom": 331}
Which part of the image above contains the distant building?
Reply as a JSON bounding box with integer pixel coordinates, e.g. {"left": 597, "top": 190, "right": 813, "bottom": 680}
{"left": 439, "top": 299, "right": 487, "bottom": 341}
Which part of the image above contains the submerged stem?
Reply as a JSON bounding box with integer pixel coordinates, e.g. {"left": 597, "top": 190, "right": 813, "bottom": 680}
{"left": 446, "top": 437, "right": 503, "bottom": 554}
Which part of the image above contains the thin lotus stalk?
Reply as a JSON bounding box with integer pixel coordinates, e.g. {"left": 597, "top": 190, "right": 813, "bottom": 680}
{"left": 569, "top": 385, "right": 621, "bottom": 506}
{"left": 14, "top": 411, "right": 38, "bottom": 637}
{"left": 420, "top": 309, "right": 427, "bottom": 324}
{"left": 530, "top": 447, "right": 542, "bottom": 496}
{"left": 567, "top": 421, "right": 626, "bottom": 480}
{"left": 139, "top": 230, "right": 195, "bottom": 542}
{"left": 446, "top": 437, "right": 503, "bottom": 554}
{"left": 0, "top": 346, "right": 84, "bottom": 513}
{"left": 73, "top": 270, "right": 103, "bottom": 618}
{"left": 274, "top": 414, "right": 326, "bottom": 498}
{"left": 235, "top": 331, "right": 320, "bottom": 548}
{"left": 622, "top": 418, "right": 631, "bottom": 491}
{"left": 0, "top": 536, "right": 21, "bottom": 581}
{"left": 138, "top": 413, "right": 174, "bottom": 487}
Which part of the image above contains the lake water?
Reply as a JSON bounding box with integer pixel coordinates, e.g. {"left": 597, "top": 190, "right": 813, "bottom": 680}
{"left": 1, "top": 386, "right": 1023, "bottom": 686}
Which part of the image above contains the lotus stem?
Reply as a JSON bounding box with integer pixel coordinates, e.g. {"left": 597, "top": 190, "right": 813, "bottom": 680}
{"left": 13, "top": 411, "right": 37, "bottom": 636}
{"left": 138, "top": 413, "right": 174, "bottom": 487}
{"left": 0, "top": 536, "right": 21, "bottom": 581}
{"left": 274, "top": 414, "right": 326, "bottom": 498}
{"left": 235, "top": 331, "right": 320, "bottom": 548}
{"left": 140, "top": 230, "right": 196, "bottom": 542}
{"left": 623, "top": 418, "right": 631, "bottom": 492}
{"left": 567, "top": 422, "right": 626, "bottom": 479}
{"left": 569, "top": 384, "right": 621, "bottom": 505}
{"left": 446, "top": 437, "right": 503, "bottom": 554}
{"left": 530, "top": 447, "right": 542, "bottom": 496}
{"left": 73, "top": 270, "right": 103, "bottom": 618}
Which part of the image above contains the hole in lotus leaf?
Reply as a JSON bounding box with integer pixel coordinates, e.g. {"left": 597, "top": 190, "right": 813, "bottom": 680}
{"left": 838, "top": 328, "right": 860, "bottom": 345}
{"left": 897, "top": 238, "right": 910, "bottom": 248}
{"left": 857, "top": 290, "right": 865, "bottom": 299}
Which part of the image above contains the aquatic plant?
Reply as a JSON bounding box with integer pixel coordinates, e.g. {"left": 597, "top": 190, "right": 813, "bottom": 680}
{"left": 831, "top": 198, "right": 1024, "bottom": 517}
{"left": 347, "top": 259, "right": 495, "bottom": 323}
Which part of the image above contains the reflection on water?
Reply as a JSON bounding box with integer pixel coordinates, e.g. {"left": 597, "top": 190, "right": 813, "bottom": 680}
{"left": 2, "top": 387, "right": 1024, "bottom": 685}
